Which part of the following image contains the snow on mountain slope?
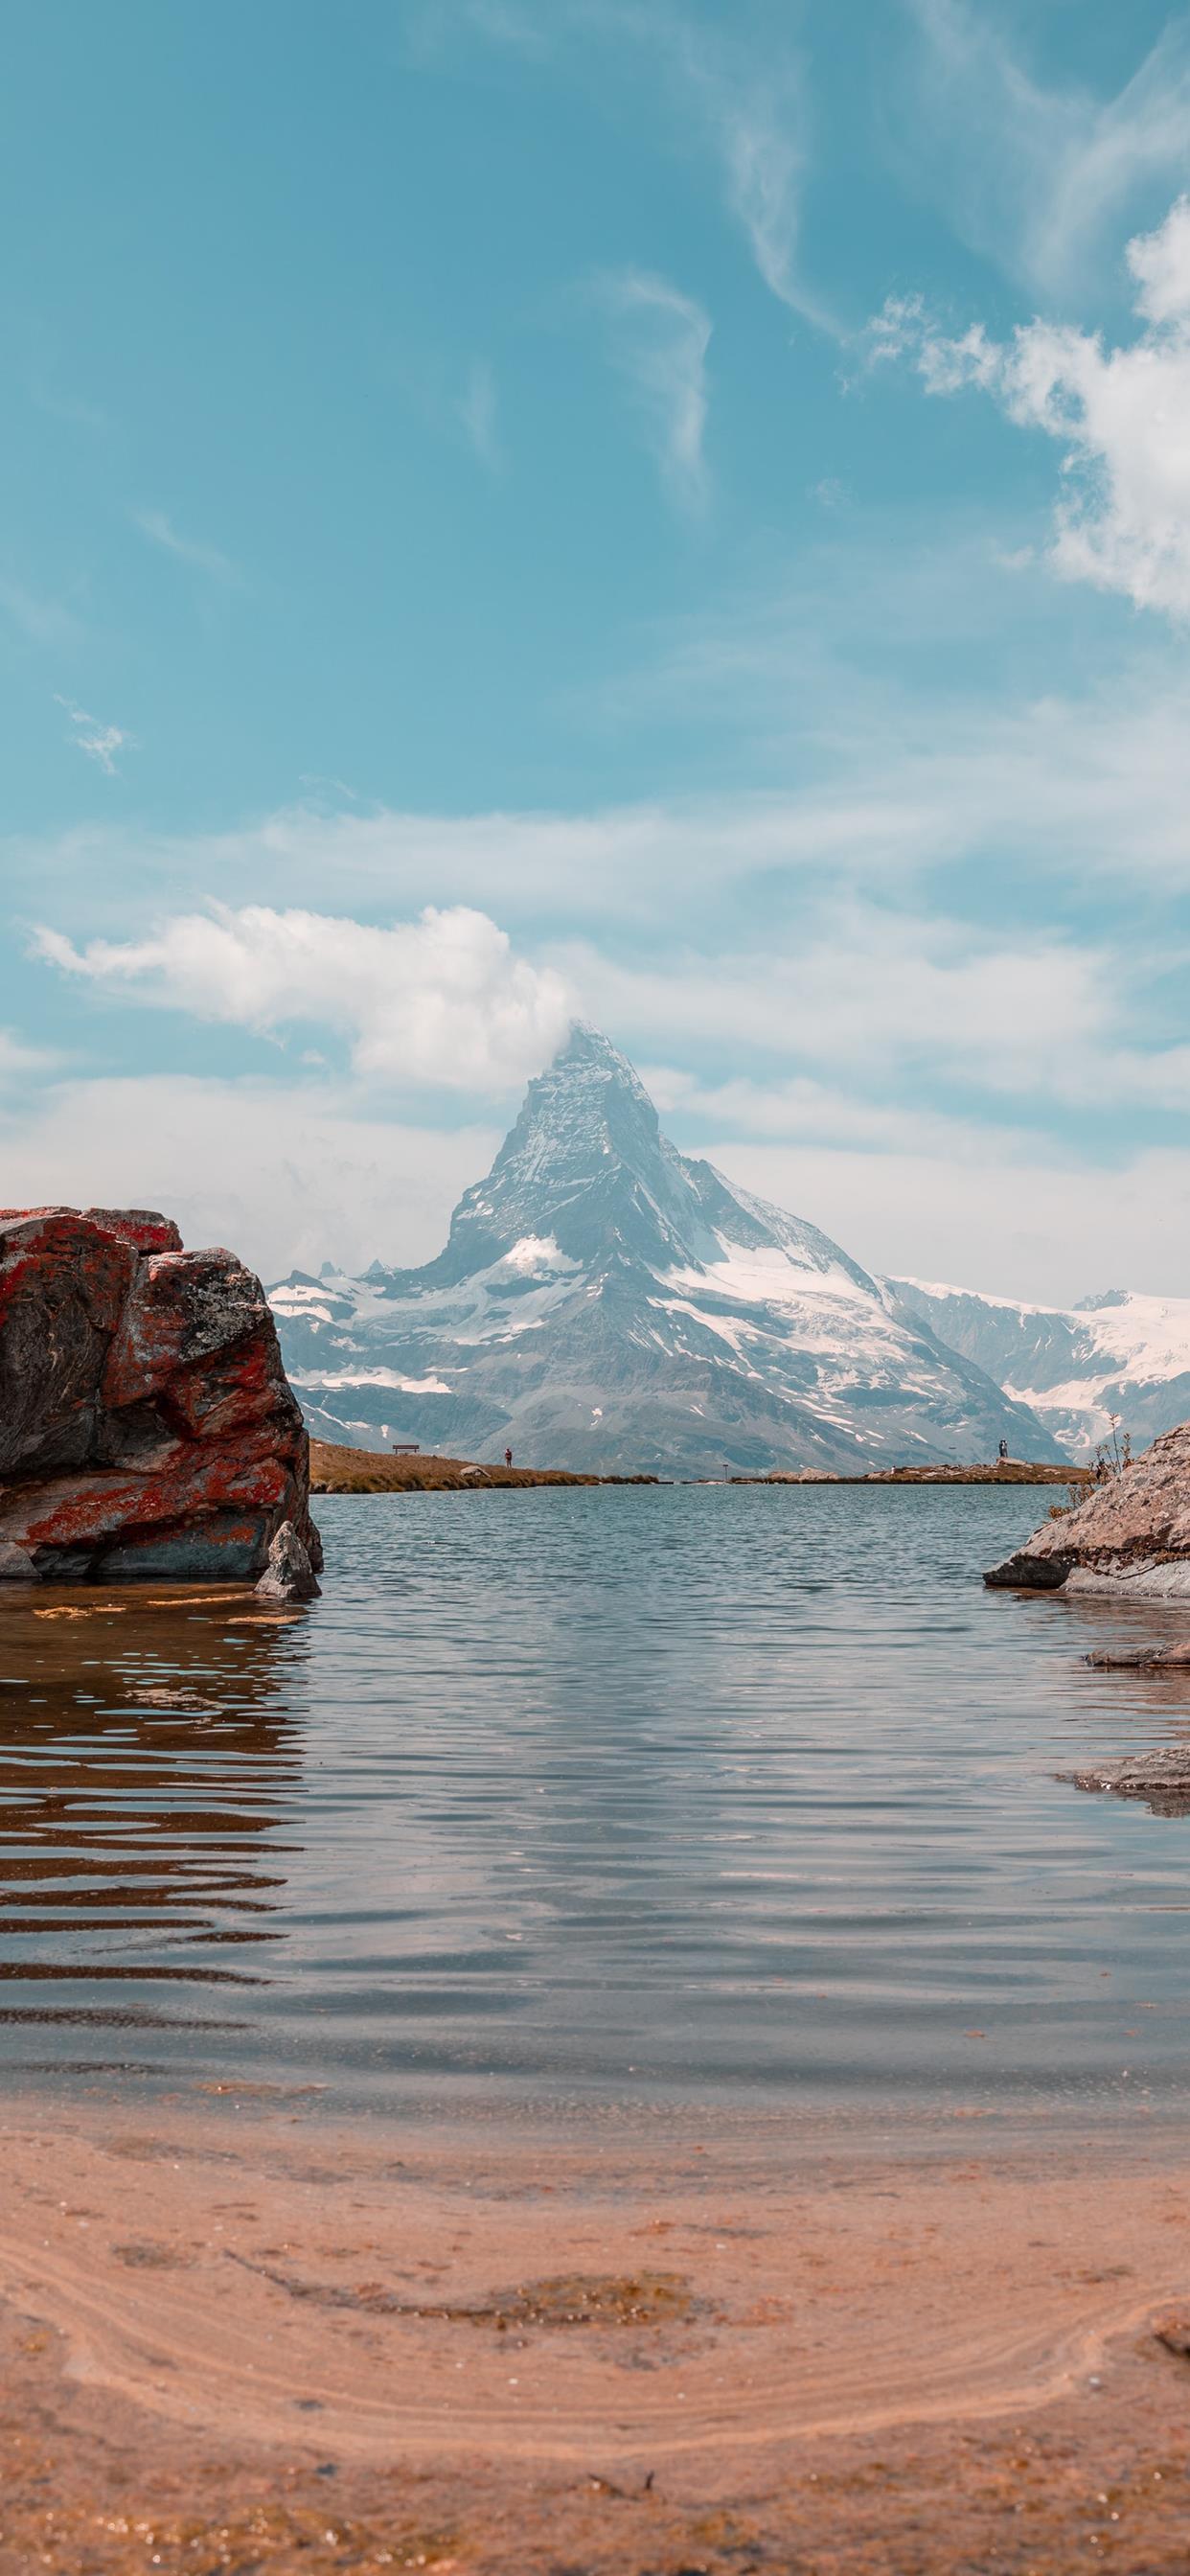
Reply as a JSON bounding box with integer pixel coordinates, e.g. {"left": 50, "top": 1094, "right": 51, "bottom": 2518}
{"left": 891, "top": 1278, "right": 1190, "bottom": 1457}
{"left": 269, "top": 1025, "right": 1062, "bottom": 1474}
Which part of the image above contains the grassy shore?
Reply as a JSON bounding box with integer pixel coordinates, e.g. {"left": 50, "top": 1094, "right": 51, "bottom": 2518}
{"left": 310, "top": 1440, "right": 1087, "bottom": 1494}
{"left": 309, "top": 1441, "right": 659, "bottom": 1492}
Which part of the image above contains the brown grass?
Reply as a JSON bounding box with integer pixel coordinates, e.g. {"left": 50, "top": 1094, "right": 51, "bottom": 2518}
{"left": 309, "top": 1442, "right": 657, "bottom": 1493}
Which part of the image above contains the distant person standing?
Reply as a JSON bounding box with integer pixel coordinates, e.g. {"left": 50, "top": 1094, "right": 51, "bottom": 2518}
{"left": 997, "top": 1438, "right": 1009, "bottom": 1464}
{"left": 504, "top": 1447, "right": 513, "bottom": 1470}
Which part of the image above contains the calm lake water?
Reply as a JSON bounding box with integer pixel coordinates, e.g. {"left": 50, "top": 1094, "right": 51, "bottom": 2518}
{"left": 3, "top": 1484, "right": 1190, "bottom": 2121}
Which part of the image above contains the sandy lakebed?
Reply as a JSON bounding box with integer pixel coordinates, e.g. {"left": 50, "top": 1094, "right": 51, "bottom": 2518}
{"left": 4, "top": 2094, "right": 1190, "bottom": 2572}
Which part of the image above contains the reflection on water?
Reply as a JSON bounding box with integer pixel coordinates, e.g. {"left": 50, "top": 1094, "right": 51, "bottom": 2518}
{"left": 3, "top": 1485, "right": 1190, "bottom": 2117}
{"left": 0, "top": 1591, "right": 307, "bottom": 2066}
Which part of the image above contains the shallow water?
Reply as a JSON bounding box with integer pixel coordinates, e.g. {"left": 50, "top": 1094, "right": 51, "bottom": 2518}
{"left": 2, "top": 1484, "right": 1190, "bottom": 2119}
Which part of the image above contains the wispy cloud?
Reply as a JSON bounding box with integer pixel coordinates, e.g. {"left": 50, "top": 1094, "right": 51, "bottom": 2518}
{"left": 456, "top": 356, "right": 502, "bottom": 472}
{"left": 871, "top": 196, "right": 1190, "bottom": 619}
{"left": 422, "top": 0, "right": 837, "bottom": 334}
{"left": 591, "top": 267, "right": 711, "bottom": 511}
{"left": 53, "top": 695, "right": 131, "bottom": 777}
{"left": 0, "top": 1028, "right": 57, "bottom": 1083}
{"left": 0, "top": 577, "right": 82, "bottom": 651}
{"left": 897, "top": 0, "right": 1190, "bottom": 298}
{"left": 129, "top": 507, "right": 244, "bottom": 588}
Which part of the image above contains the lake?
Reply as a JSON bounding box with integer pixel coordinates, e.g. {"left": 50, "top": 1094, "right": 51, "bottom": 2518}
{"left": 3, "top": 1484, "right": 1189, "bottom": 2121}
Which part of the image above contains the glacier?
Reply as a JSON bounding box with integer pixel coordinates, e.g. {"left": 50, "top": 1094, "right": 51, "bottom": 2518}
{"left": 892, "top": 1278, "right": 1190, "bottom": 1460}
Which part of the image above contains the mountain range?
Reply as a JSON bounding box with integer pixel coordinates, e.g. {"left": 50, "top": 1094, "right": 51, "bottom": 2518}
{"left": 891, "top": 1278, "right": 1190, "bottom": 1460}
{"left": 267, "top": 1025, "right": 1062, "bottom": 1474}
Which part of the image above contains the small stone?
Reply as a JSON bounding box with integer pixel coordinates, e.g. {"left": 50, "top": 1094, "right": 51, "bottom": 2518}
{"left": 1059, "top": 1749, "right": 1190, "bottom": 1817}
{"left": 256, "top": 1520, "right": 321, "bottom": 1601}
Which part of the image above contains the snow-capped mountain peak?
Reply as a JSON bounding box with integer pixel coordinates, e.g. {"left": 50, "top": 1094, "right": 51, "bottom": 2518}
{"left": 892, "top": 1276, "right": 1190, "bottom": 1456}
{"left": 269, "top": 1027, "right": 1061, "bottom": 1472}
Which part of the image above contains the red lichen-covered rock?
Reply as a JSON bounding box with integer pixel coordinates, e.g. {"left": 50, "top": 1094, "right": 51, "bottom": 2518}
{"left": 0, "top": 1208, "right": 321, "bottom": 1584}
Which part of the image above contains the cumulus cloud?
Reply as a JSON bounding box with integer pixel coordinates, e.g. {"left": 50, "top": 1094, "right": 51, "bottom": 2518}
{"left": 34, "top": 902, "right": 572, "bottom": 1092}
{"left": 54, "top": 695, "right": 131, "bottom": 775}
{"left": 592, "top": 268, "right": 711, "bottom": 511}
{"left": 872, "top": 198, "right": 1190, "bottom": 619}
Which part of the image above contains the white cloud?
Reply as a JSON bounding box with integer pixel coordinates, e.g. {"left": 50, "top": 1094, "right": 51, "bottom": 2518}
{"left": 34, "top": 901, "right": 572, "bottom": 1092}
{"left": 562, "top": 905, "right": 1115, "bottom": 1097}
{"left": 873, "top": 198, "right": 1190, "bottom": 619}
{"left": 0, "top": 1071, "right": 501, "bottom": 1280}
{"left": 0, "top": 1029, "right": 57, "bottom": 1082}
{"left": 457, "top": 356, "right": 502, "bottom": 472}
{"left": 898, "top": 0, "right": 1190, "bottom": 298}
{"left": 0, "top": 578, "right": 82, "bottom": 651}
{"left": 711, "top": 1133, "right": 1190, "bottom": 1311}
{"left": 11, "top": 616, "right": 1190, "bottom": 962}
{"left": 592, "top": 267, "right": 710, "bottom": 511}
{"left": 53, "top": 694, "right": 130, "bottom": 776}
{"left": 129, "top": 507, "right": 243, "bottom": 587}
{"left": 423, "top": 0, "right": 835, "bottom": 332}
{"left": 659, "top": 12, "right": 829, "bottom": 332}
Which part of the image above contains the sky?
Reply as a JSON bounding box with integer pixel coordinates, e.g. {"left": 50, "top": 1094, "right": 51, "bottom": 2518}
{"left": 4, "top": 0, "right": 1190, "bottom": 1302}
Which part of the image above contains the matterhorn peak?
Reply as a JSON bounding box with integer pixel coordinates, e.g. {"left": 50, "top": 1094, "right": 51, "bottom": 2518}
{"left": 269, "top": 1026, "right": 1061, "bottom": 1474}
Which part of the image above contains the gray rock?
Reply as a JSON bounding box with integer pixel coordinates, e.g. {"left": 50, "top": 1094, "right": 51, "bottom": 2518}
{"left": 985, "top": 1419, "right": 1190, "bottom": 1594}
{"left": 1087, "top": 1638, "right": 1190, "bottom": 1668}
{"left": 1059, "top": 1749, "right": 1190, "bottom": 1816}
{"left": 0, "top": 1538, "right": 35, "bottom": 1580}
{"left": 255, "top": 1519, "right": 321, "bottom": 1600}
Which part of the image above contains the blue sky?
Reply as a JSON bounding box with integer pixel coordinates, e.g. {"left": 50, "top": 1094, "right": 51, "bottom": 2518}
{"left": 4, "top": 0, "right": 1190, "bottom": 1299}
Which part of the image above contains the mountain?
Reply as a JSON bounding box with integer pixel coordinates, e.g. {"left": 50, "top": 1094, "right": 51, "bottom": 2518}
{"left": 891, "top": 1278, "right": 1190, "bottom": 1460}
{"left": 267, "top": 1026, "right": 1061, "bottom": 1475}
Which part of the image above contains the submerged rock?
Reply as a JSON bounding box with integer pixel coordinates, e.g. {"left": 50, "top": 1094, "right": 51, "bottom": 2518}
{"left": 0, "top": 1207, "right": 322, "bottom": 1583}
{"left": 984, "top": 1419, "right": 1190, "bottom": 1596}
{"left": 256, "top": 1519, "right": 321, "bottom": 1601}
{"left": 1059, "top": 1749, "right": 1190, "bottom": 1816}
{"left": 1086, "top": 1641, "right": 1190, "bottom": 1669}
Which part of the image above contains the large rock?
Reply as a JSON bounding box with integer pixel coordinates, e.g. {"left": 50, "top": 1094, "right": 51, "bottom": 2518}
{"left": 0, "top": 1208, "right": 322, "bottom": 1583}
{"left": 984, "top": 1420, "right": 1190, "bottom": 1596}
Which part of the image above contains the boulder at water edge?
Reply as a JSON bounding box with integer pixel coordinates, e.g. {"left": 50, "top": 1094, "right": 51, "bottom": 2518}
{"left": 256, "top": 1519, "right": 321, "bottom": 1600}
{"left": 984, "top": 1419, "right": 1190, "bottom": 1598}
{"left": 0, "top": 1207, "right": 322, "bottom": 1582}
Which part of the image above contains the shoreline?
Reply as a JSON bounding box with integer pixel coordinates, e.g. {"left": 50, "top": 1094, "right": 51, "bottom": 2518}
{"left": 310, "top": 1440, "right": 1087, "bottom": 1494}
{"left": 5, "top": 2088, "right": 1190, "bottom": 2570}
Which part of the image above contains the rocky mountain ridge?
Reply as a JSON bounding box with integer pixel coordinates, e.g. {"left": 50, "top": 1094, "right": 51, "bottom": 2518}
{"left": 268, "top": 1026, "right": 1059, "bottom": 1475}
{"left": 892, "top": 1277, "right": 1190, "bottom": 1459}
